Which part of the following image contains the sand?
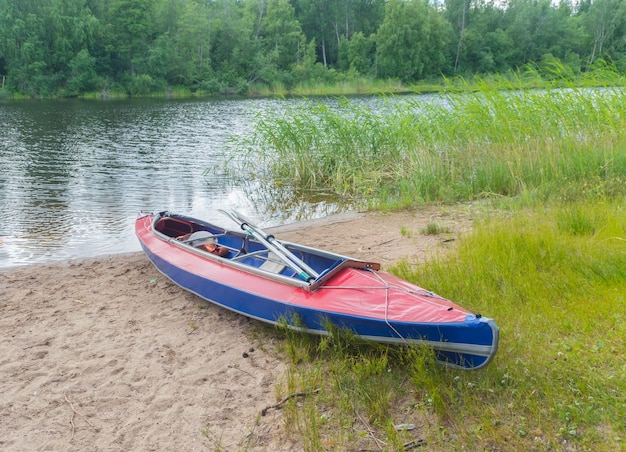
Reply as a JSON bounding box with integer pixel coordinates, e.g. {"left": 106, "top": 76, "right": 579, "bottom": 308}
{"left": 0, "top": 207, "right": 472, "bottom": 451}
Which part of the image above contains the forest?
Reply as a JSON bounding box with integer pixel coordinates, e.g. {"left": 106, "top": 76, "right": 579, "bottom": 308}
{"left": 0, "top": 0, "right": 625, "bottom": 97}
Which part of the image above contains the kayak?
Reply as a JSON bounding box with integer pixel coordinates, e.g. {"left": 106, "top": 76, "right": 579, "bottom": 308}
{"left": 135, "top": 210, "right": 499, "bottom": 369}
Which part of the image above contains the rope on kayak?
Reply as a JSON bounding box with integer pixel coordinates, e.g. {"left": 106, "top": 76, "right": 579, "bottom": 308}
{"left": 370, "top": 269, "right": 406, "bottom": 343}
{"left": 318, "top": 270, "right": 407, "bottom": 343}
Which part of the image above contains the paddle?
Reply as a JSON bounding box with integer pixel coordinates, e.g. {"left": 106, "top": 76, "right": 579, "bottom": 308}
{"left": 231, "top": 210, "right": 320, "bottom": 278}
{"left": 219, "top": 209, "right": 318, "bottom": 283}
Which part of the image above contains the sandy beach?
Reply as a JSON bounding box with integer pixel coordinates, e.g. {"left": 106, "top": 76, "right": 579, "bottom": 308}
{"left": 0, "top": 207, "right": 472, "bottom": 451}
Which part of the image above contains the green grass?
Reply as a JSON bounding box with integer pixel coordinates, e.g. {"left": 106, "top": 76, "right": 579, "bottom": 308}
{"left": 272, "top": 199, "right": 625, "bottom": 450}
{"left": 421, "top": 222, "right": 450, "bottom": 235}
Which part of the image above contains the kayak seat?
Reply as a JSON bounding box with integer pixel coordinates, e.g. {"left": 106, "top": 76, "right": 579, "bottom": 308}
{"left": 182, "top": 230, "right": 216, "bottom": 247}
{"left": 179, "top": 231, "right": 232, "bottom": 258}
{"left": 259, "top": 252, "right": 286, "bottom": 274}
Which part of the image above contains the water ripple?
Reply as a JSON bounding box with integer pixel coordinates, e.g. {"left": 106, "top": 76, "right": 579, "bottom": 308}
{"left": 0, "top": 98, "right": 267, "bottom": 268}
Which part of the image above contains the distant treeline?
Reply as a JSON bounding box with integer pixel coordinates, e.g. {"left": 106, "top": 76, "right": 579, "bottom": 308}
{"left": 0, "top": 0, "right": 625, "bottom": 97}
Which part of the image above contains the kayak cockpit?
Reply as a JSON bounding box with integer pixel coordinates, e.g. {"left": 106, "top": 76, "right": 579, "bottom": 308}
{"left": 151, "top": 211, "right": 366, "bottom": 287}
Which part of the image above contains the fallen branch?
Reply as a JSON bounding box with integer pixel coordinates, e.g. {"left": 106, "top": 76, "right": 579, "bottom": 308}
{"left": 261, "top": 389, "right": 320, "bottom": 416}
{"left": 404, "top": 438, "right": 427, "bottom": 449}
{"left": 368, "top": 239, "right": 396, "bottom": 248}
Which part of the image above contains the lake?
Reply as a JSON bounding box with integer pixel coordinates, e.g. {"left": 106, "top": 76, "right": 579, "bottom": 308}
{"left": 1, "top": 95, "right": 406, "bottom": 269}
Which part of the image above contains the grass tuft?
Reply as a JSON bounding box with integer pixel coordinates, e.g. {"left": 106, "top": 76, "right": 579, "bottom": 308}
{"left": 421, "top": 222, "right": 449, "bottom": 235}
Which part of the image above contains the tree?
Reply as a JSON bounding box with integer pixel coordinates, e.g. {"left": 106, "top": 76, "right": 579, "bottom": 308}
{"left": 208, "top": 0, "right": 256, "bottom": 92}
{"left": 375, "top": 0, "right": 445, "bottom": 81}
{"left": 347, "top": 31, "right": 375, "bottom": 75}
{"left": 0, "top": 3, "right": 49, "bottom": 94}
{"left": 259, "top": 0, "right": 304, "bottom": 72}
{"left": 503, "top": 0, "right": 578, "bottom": 66}
{"left": 449, "top": 1, "right": 513, "bottom": 74}
{"left": 66, "top": 48, "right": 100, "bottom": 95}
{"left": 109, "top": 0, "right": 153, "bottom": 76}
{"left": 44, "top": 0, "right": 99, "bottom": 73}
{"left": 171, "top": 0, "right": 213, "bottom": 86}
{"left": 445, "top": 0, "right": 471, "bottom": 73}
{"left": 294, "top": 0, "right": 334, "bottom": 67}
{"left": 581, "top": 0, "right": 626, "bottom": 66}
{"left": 293, "top": 0, "right": 385, "bottom": 70}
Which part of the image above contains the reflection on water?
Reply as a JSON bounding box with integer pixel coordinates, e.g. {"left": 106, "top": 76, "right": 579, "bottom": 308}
{"left": 0, "top": 98, "right": 293, "bottom": 268}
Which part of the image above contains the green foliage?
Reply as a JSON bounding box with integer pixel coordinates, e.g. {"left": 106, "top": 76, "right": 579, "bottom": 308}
{"left": 66, "top": 49, "right": 100, "bottom": 95}
{"left": 346, "top": 32, "right": 375, "bottom": 76}
{"left": 109, "top": 0, "right": 152, "bottom": 75}
{"left": 375, "top": 0, "right": 447, "bottom": 81}
{"left": 0, "top": 0, "right": 625, "bottom": 97}
{"left": 128, "top": 73, "right": 166, "bottom": 96}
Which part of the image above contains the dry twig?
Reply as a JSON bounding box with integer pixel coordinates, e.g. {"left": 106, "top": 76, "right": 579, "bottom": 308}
{"left": 64, "top": 393, "right": 98, "bottom": 440}
{"left": 355, "top": 409, "right": 387, "bottom": 450}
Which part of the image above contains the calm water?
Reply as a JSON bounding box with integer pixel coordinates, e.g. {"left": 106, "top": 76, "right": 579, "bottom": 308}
{"left": 0, "top": 97, "right": 329, "bottom": 268}
{"left": 1, "top": 94, "right": 442, "bottom": 269}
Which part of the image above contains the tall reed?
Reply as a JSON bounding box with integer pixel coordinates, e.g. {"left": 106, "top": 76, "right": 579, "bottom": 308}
{"left": 231, "top": 84, "right": 626, "bottom": 206}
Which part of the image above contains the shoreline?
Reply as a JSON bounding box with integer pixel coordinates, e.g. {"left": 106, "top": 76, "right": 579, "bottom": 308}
{"left": 0, "top": 208, "right": 472, "bottom": 450}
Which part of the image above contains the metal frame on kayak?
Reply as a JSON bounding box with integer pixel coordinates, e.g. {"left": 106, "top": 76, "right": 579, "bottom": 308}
{"left": 219, "top": 209, "right": 319, "bottom": 282}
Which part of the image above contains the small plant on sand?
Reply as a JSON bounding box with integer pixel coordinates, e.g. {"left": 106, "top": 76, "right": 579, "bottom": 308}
{"left": 421, "top": 222, "right": 449, "bottom": 235}
{"left": 400, "top": 226, "right": 413, "bottom": 238}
